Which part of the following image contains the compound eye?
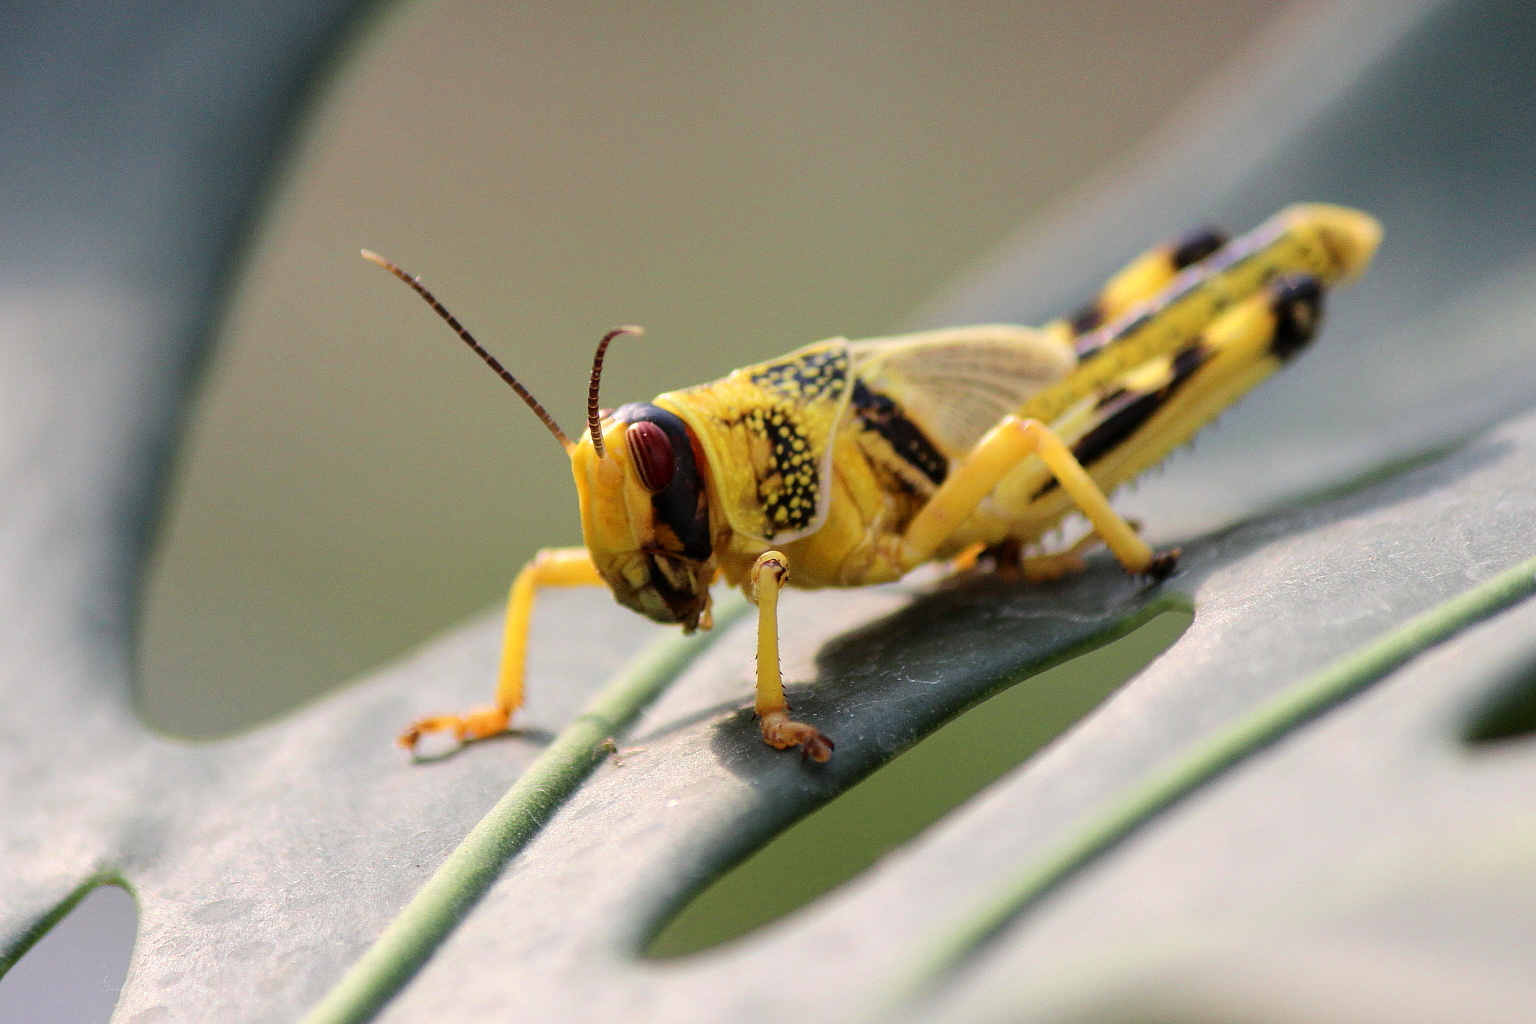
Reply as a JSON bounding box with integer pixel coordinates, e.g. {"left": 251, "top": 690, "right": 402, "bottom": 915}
{"left": 625, "top": 420, "right": 676, "bottom": 493}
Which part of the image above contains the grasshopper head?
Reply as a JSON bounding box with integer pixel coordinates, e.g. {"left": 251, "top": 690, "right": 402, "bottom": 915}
{"left": 571, "top": 402, "right": 716, "bottom": 630}
{"left": 351, "top": 262, "right": 717, "bottom": 629}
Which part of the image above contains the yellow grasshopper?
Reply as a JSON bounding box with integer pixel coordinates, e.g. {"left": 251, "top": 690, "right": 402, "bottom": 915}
{"left": 367, "top": 203, "right": 1380, "bottom": 762}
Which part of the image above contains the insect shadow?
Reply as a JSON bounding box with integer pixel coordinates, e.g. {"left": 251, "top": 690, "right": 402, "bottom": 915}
{"left": 409, "top": 725, "right": 559, "bottom": 764}
{"left": 704, "top": 563, "right": 1167, "bottom": 791}
{"left": 630, "top": 564, "right": 1177, "bottom": 959}
{"left": 694, "top": 427, "right": 1509, "bottom": 788}
{"left": 645, "top": 427, "right": 1519, "bottom": 955}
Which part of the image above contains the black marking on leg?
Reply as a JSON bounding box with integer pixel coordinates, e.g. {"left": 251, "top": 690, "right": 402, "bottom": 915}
{"left": 1171, "top": 226, "right": 1229, "bottom": 270}
{"left": 1033, "top": 342, "right": 1211, "bottom": 500}
{"left": 1070, "top": 302, "right": 1105, "bottom": 336}
{"left": 1077, "top": 308, "right": 1154, "bottom": 360}
{"left": 1168, "top": 340, "right": 1208, "bottom": 379}
{"left": 1072, "top": 227, "right": 1225, "bottom": 345}
{"left": 1075, "top": 220, "right": 1279, "bottom": 363}
{"left": 1146, "top": 548, "right": 1180, "bottom": 581}
{"left": 1072, "top": 344, "right": 1209, "bottom": 469}
{"left": 1094, "top": 386, "right": 1129, "bottom": 410}
{"left": 1268, "top": 273, "right": 1324, "bottom": 362}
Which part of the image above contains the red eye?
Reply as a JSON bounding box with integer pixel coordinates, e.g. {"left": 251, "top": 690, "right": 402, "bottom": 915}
{"left": 625, "top": 420, "right": 675, "bottom": 493}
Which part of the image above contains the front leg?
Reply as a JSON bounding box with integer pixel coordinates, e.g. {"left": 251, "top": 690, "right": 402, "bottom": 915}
{"left": 751, "top": 551, "right": 834, "bottom": 762}
{"left": 400, "top": 546, "right": 603, "bottom": 753}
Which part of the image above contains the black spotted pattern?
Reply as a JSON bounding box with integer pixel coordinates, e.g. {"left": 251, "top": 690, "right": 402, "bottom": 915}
{"left": 749, "top": 345, "right": 849, "bottom": 402}
{"left": 735, "top": 404, "right": 813, "bottom": 533}
{"left": 738, "top": 346, "right": 851, "bottom": 536}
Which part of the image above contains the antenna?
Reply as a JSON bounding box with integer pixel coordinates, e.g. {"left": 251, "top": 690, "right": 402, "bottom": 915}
{"left": 586, "top": 325, "right": 644, "bottom": 458}
{"left": 361, "top": 250, "right": 575, "bottom": 452}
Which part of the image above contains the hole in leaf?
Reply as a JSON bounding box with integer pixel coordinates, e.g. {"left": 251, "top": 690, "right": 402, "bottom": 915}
{"left": 645, "top": 609, "right": 1192, "bottom": 959}
{"left": 1464, "top": 664, "right": 1536, "bottom": 745}
{"left": 0, "top": 884, "right": 138, "bottom": 1024}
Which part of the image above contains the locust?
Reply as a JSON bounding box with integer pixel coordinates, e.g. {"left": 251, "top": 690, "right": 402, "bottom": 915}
{"left": 365, "top": 203, "right": 1380, "bottom": 762}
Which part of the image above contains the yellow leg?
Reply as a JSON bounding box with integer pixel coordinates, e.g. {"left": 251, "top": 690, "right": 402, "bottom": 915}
{"left": 399, "top": 546, "right": 603, "bottom": 753}
{"left": 899, "top": 417, "right": 1175, "bottom": 579}
{"left": 751, "top": 551, "right": 834, "bottom": 763}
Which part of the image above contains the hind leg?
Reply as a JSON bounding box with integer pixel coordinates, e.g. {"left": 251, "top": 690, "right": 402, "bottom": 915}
{"left": 1060, "top": 224, "right": 1230, "bottom": 339}
{"left": 899, "top": 415, "right": 1173, "bottom": 580}
{"left": 895, "top": 256, "right": 1370, "bottom": 583}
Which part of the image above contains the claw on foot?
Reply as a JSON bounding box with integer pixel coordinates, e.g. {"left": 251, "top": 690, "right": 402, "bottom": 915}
{"left": 760, "top": 709, "right": 835, "bottom": 763}
{"left": 1145, "top": 548, "right": 1181, "bottom": 582}
{"left": 398, "top": 706, "right": 512, "bottom": 754}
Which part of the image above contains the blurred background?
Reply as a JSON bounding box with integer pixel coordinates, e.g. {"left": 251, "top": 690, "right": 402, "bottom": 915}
{"left": 137, "top": 0, "right": 1286, "bottom": 738}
